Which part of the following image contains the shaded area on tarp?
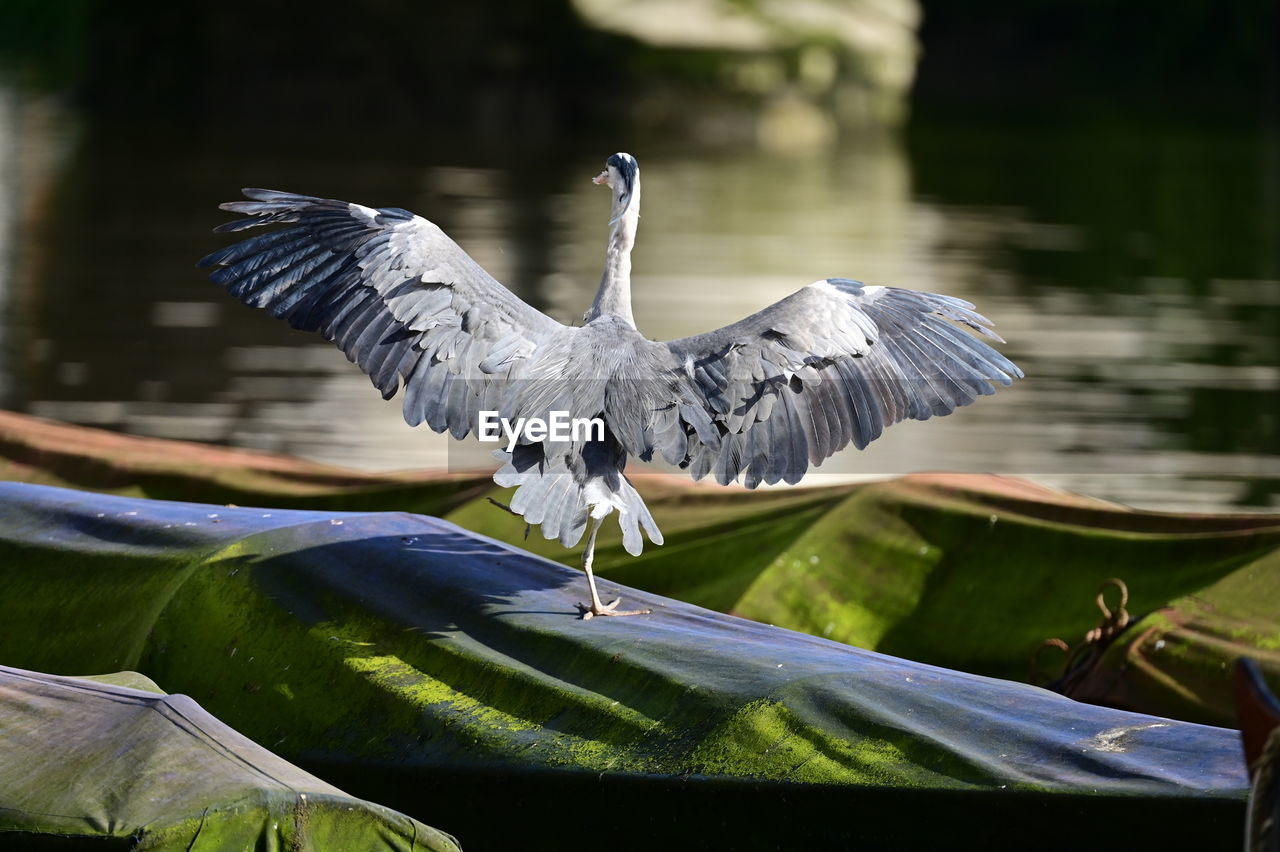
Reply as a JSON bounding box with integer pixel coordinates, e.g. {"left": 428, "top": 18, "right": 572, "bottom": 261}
{"left": 4, "top": 409, "right": 1279, "bottom": 727}
{"left": 0, "top": 665, "right": 457, "bottom": 851}
{"left": 1063, "top": 569, "right": 1280, "bottom": 729}
{"left": 0, "top": 481, "right": 1252, "bottom": 849}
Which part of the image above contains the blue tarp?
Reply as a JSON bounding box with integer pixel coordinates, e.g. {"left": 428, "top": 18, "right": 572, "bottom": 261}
{"left": 0, "top": 482, "right": 1251, "bottom": 849}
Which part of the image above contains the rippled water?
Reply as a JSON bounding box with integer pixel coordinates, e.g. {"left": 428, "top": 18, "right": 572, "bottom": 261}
{"left": 0, "top": 80, "right": 1276, "bottom": 511}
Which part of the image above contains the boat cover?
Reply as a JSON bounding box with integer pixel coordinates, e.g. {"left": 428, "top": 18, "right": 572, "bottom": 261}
{"left": 0, "top": 664, "right": 456, "bottom": 849}
{"left": 0, "top": 479, "right": 1254, "bottom": 848}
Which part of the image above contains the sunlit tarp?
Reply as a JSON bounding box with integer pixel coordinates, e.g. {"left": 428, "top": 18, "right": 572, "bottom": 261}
{"left": 4, "top": 409, "right": 1276, "bottom": 728}
{"left": 0, "top": 665, "right": 457, "bottom": 850}
{"left": 0, "top": 480, "right": 1253, "bottom": 848}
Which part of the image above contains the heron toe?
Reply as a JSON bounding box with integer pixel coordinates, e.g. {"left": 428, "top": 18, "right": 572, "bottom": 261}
{"left": 576, "top": 598, "right": 651, "bottom": 619}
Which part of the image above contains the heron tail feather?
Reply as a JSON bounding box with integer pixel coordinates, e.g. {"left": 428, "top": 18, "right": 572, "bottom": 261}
{"left": 492, "top": 441, "right": 662, "bottom": 555}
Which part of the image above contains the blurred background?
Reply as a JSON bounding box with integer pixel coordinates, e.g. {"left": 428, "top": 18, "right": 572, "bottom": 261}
{"left": 0, "top": 0, "right": 1275, "bottom": 511}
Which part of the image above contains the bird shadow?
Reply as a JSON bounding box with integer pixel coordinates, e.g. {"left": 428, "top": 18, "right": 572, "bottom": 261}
{"left": 244, "top": 514, "right": 585, "bottom": 642}
{"left": 230, "top": 512, "right": 732, "bottom": 743}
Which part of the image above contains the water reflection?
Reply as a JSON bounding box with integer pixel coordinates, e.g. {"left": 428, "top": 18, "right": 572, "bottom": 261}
{"left": 1, "top": 77, "right": 1276, "bottom": 511}
{"left": 0, "top": 83, "right": 76, "bottom": 406}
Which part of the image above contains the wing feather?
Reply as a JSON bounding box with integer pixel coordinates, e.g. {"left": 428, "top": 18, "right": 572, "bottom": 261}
{"left": 665, "top": 278, "right": 1021, "bottom": 486}
{"left": 200, "top": 189, "right": 563, "bottom": 438}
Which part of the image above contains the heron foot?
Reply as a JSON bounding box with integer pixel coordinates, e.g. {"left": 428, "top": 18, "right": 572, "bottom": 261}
{"left": 576, "top": 598, "right": 652, "bottom": 619}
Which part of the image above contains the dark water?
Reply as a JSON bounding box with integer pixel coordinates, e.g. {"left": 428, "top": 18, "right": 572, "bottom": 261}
{"left": 1, "top": 81, "right": 1276, "bottom": 512}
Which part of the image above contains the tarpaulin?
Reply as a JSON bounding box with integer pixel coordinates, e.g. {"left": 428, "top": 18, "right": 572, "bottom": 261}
{"left": 5, "top": 410, "right": 1276, "bottom": 727}
{"left": 0, "top": 665, "right": 457, "bottom": 850}
{"left": 0, "top": 480, "right": 1252, "bottom": 848}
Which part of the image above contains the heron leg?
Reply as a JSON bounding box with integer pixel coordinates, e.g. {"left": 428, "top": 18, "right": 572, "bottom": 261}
{"left": 576, "top": 516, "right": 650, "bottom": 619}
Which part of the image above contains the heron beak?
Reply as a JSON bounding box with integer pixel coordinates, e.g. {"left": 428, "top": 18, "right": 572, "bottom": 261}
{"left": 592, "top": 170, "right": 609, "bottom": 186}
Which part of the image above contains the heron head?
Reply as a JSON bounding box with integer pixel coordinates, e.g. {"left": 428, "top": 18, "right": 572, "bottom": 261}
{"left": 593, "top": 152, "right": 639, "bottom": 222}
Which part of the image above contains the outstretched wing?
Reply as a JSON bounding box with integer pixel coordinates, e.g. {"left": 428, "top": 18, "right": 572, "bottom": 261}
{"left": 666, "top": 278, "right": 1022, "bottom": 488}
{"left": 199, "top": 189, "right": 563, "bottom": 438}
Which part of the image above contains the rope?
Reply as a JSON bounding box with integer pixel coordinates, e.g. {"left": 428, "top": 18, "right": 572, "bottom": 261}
{"left": 1029, "top": 578, "right": 1132, "bottom": 691}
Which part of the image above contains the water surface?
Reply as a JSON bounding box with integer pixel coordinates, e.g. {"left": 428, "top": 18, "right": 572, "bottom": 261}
{"left": 1, "top": 84, "right": 1276, "bottom": 511}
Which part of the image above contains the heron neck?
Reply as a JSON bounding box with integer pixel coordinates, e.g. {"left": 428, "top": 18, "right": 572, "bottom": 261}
{"left": 586, "top": 203, "right": 639, "bottom": 328}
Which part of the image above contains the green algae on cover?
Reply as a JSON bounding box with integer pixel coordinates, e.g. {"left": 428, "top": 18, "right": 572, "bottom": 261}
{"left": 0, "top": 480, "right": 1254, "bottom": 849}
{"left": 0, "top": 481, "right": 1246, "bottom": 794}
{"left": 2, "top": 409, "right": 1278, "bottom": 727}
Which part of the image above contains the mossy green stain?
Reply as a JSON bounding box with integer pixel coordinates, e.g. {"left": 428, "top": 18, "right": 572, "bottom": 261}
{"left": 688, "top": 698, "right": 994, "bottom": 788}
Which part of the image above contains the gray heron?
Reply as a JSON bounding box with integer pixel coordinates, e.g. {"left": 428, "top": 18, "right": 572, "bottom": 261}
{"left": 199, "top": 152, "right": 1022, "bottom": 619}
